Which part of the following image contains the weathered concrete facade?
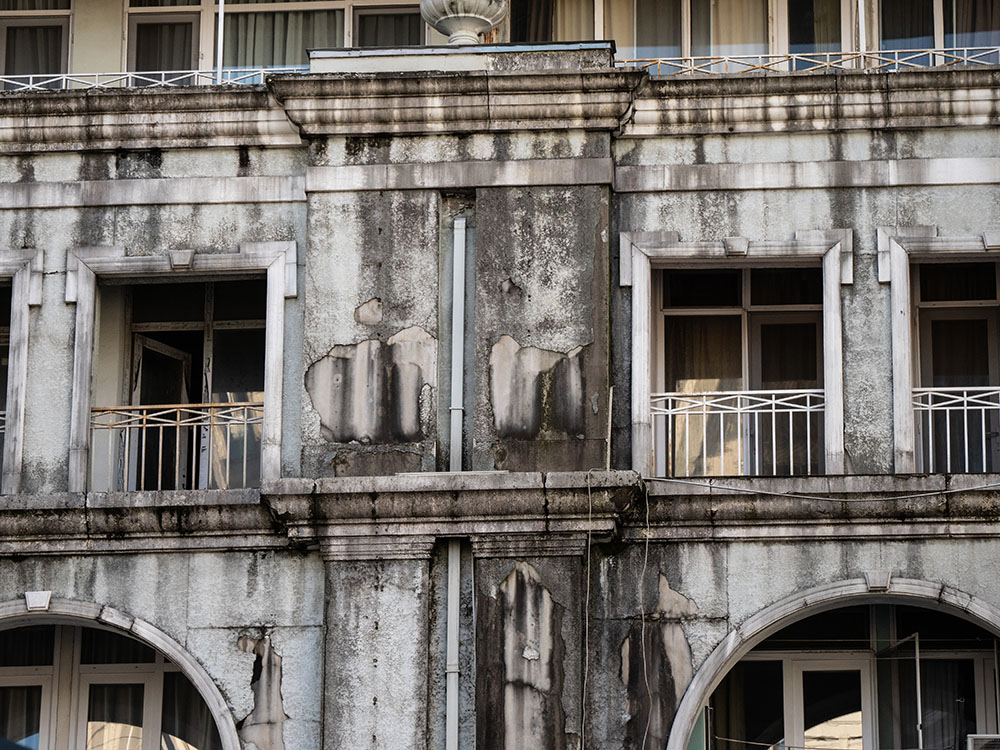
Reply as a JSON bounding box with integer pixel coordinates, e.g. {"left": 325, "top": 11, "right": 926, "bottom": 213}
{"left": 1, "top": 43, "right": 1000, "bottom": 750}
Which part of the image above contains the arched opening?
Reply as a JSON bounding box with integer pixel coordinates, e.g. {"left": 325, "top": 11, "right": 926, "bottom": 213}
{"left": 0, "top": 621, "right": 226, "bottom": 750}
{"left": 679, "top": 591, "right": 1000, "bottom": 750}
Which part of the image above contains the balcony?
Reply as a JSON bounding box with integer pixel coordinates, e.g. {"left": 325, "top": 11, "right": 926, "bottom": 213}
{"left": 913, "top": 387, "right": 1000, "bottom": 474}
{"left": 90, "top": 402, "right": 263, "bottom": 492}
{"left": 651, "top": 389, "right": 826, "bottom": 478}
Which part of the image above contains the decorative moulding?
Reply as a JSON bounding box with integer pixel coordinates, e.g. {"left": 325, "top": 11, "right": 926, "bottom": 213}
{"left": 419, "top": 0, "right": 507, "bottom": 45}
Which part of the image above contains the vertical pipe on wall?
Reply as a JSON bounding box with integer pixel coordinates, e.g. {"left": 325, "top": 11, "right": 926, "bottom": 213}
{"left": 445, "top": 216, "right": 467, "bottom": 750}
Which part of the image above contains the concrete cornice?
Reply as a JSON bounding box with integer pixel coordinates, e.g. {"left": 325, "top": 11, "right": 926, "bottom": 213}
{"left": 0, "top": 87, "right": 302, "bottom": 153}
{"left": 627, "top": 67, "right": 1000, "bottom": 136}
{"left": 267, "top": 69, "right": 644, "bottom": 136}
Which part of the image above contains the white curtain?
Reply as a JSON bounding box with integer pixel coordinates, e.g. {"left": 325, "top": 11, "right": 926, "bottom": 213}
{"left": 0, "top": 686, "right": 41, "bottom": 749}
{"left": 161, "top": 673, "right": 223, "bottom": 750}
{"left": 692, "top": 0, "right": 768, "bottom": 56}
{"left": 223, "top": 10, "right": 344, "bottom": 67}
{"left": 356, "top": 12, "right": 421, "bottom": 47}
{"left": 4, "top": 24, "right": 61, "bottom": 76}
{"left": 554, "top": 0, "right": 594, "bottom": 41}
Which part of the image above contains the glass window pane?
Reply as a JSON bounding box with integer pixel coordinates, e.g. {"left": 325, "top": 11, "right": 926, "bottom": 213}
{"left": 213, "top": 280, "right": 266, "bottom": 321}
{"left": 212, "top": 329, "right": 265, "bottom": 400}
{"left": 881, "top": 0, "right": 934, "bottom": 49}
{"left": 132, "top": 283, "right": 205, "bottom": 323}
{"left": 789, "top": 0, "right": 841, "bottom": 53}
{"left": 758, "top": 321, "right": 819, "bottom": 389}
{"left": 803, "top": 671, "right": 863, "bottom": 750}
{"left": 133, "top": 20, "right": 193, "bottom": 71}
{"left": 130, "top": 0, "right": 189, "bottom": 5}
{"left": 510, "top": 0, "right": 554, "bottom": 42}
{"left": 0, "top": 685, "right": 41, "bottom": 750}
{"left": 357, "top": 11, "right": 422, "bottom": 47}
{"left": 554, "top": 0, "right": 594, "bottom": 41}
{"left": 221, "top": 10, "right": 344, "bottom": 67}
{"left": 665, "top": 315, "right": 743, "bottom": 391}
{"left": 0, "top": 0, "right": 68, "bottom": 8}
{"left": 710, "top": 661, "right": 784, "bottom": 750}
{"left": 692, "top": 0, "right": 768, "bottom": 56}
{"left": 81, "top": 628, "right": 155, "bottom": 664}
{"left": 4, "top": 24, "right": 63, "bottom": 76}
{"left": 636, "top": 0, "right": 681, "bottom": 58}
{"left": 757, "top": 605, "right": 870, "bottom": 650}
{"left": 751, "top": 268, "right": 823, "bottom": 305}
{"left": 161, "top": 673, "right": 223, "bottom": 750}
{"left": 87, "top": 684, "right": 143, "bottom": 750}
{"left": 929, "top": 318, "right": 990, "bottom": 387}
{"left": 896, "top": 659, "right": 977, "bottom": 750}
{"left": 920, "top": 262, "right": 997, "bottom": 301}
{"left": 664, "top": 269, "right": 742, "bottom": 307}
{"left": 945, "top": 0, "right": 1000, "bottom": 47}
{"left": 0, "top": 626, "right": 54, "bottom": 667}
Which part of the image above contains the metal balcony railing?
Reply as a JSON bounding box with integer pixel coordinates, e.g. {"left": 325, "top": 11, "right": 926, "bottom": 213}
{"left": 0, "top": 66, "right": 308, "bottom": 92}
{"left": 913, "top": 387, "right": 1000, "bottom": 473}
{"left": 618, "top": 46, "right": 1000, "bottom": 75}
{"left": 651, "top": 389, "right": 826, "bottom": 477}
{"left": 90, "top": 402, "right": 263, "bottom": 492}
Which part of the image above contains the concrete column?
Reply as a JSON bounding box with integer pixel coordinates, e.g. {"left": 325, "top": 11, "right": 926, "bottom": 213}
{"left": 322, "top": 537, "right": 435, "bottom": 749}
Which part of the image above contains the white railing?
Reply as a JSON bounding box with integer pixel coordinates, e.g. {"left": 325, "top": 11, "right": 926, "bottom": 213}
{"left": 90, "top": 402, "right": 263, "bottom": 492}
{"left": 651, "top": 389, "right": 826, "bottom": 477}
{"left": 0, "top": 66, "right": 308, "bottom": 92}
{"left": 618, "top": 47, "right": 1000, "bottom": 75}
{"left": 913, "top": 387, "right": 1000, "bottom": 473}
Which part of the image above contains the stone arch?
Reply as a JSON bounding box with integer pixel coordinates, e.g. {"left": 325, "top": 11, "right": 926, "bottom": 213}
{"left": 666, "top": 577, "right": 1000, "bottom": 750}
{"left": 0, "top": 595, "right": 240, "bottom": 750}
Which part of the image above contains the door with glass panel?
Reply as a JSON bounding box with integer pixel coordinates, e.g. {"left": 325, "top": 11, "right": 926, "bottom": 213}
{"left": 127, "top": 12, "right": 198, "bottom": 84}
{"left": 790, "top": 662, "right": 875, "bottom": 750}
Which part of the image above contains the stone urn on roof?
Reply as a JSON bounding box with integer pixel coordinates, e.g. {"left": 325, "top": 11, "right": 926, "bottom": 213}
{"left": 420, "top": 0, "right": 508, "bottom": 45}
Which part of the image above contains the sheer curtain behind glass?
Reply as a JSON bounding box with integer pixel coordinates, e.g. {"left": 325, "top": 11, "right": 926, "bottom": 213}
{"left": 788, "top": 0, "right": 841, "bottom": 53}
{"left": 881, "top": 0, "right": 934, "bottom": 49}
{"left": 134, "top": 22, "right": 192, "bottom": 70}
{"left": 87, "top": 684, "right": 144, "bottom": 750}
{"left": 0, "top": 687, "right": 41, "bottom": 750}
{"left": 356, "top": 12, "right": 422, "bottom": 46}
{"left": 4, "top": 24, "right": 61, "bottom": 76}
{"left": 692, "top": 0, "right": 768, "bottom": 56}
{"left": 161, "top": 673, "right": 223, "bottom": 750}
{"left": 223, "top": 11, "right": 344, "bottom": 66}
{"left": 946, "top": 0, "right": 1000, "bottom": 46}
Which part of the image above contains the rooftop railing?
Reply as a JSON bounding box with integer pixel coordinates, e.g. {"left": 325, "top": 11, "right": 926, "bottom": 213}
{"left": 651, "top": 389, "right": 826, "bottom": 478}
{"left": 618, "top": 46, "right": 1000, "bottom": 75}
{"left": 90, "top": 402, "right": 263, "bottom": 492}
{"left": 913, "top": 387, "right": 1000, "bottom": 474}
{"left": 0, "top": 66, "right": 308, "bottom": 92}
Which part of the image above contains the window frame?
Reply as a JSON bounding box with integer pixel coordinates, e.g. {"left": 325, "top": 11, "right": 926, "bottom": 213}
{"left": 126, "top": 10, "right": 200, "bottom": 72}
{"left": 66, "top": 243, "right": 296, "bottom": 493}
{"left": 621, "top": 230, "right": 851, "bottom": 476}
{"left": 0, "top": 14, "right": 70, "bottom": 77}
{"left": 879, "top": 226, "right": 1000, "bottom": 473}
{"left": 352, "top": 3, "right": 425, "bottom": 46}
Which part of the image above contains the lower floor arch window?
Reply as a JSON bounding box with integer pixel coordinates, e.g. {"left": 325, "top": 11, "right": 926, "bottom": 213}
{"left": 0, "top": 623, "right": 222, "bottom": 750}
{"left": 700, "top": 604, "right": 999, "bottom": 750}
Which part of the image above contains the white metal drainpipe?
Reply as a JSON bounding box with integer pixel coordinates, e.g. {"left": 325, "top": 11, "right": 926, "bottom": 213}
{"left": 216, "top": 0, "right": 225, "bottom": 84}
{"left": 446, "top": 216, "right": 467, "bottom": 750}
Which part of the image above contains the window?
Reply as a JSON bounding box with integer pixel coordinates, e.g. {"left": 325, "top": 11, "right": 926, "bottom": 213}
{"left": 0, "top": 0, "right": 69, "bottom": 84}
{"left": 606, "top": 0, "right": 851, "bottom": 60}
{"left": 66, "top": 243, "right": 295, "bottom": 494}
{"left": 508, "top": 0, "right": 595, "bottom": 44}
{"left": 622, "top": 231, "right": 850, "bottom": 478}
{"left": 706, "top": 605, "right": 999, "bottom": 750}
{"left": 882, "top": 227, "right": 1000, "bottom": 474}
{"left": 354, "top": 6, "right": 423, "bottom": 46}
{"left": 0, "top": 624, "right": 223, "bottom": 750}
{"left": 657, "top": 268, "right": 825, "bottom": 476}
{"left": 220, "top": 5, "right": 345, "bottom": 68}
{"left": 90, "top": 280, "right": 266, "bottom": 491}
{"left": 880, "top": 0, "right": 1000, "bottom": 52}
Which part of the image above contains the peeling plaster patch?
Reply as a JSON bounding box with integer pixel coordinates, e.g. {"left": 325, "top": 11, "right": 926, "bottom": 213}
{"left": 353, "top": 297, "right": 384, "bottom": 326}
{"left": 237, "top": 635, "right": 287, "bottom": 750}
{"left": 500, "top": 278, "right": 523, "bottom": 297}
{"left": 305, "top": 326, "right": 436, "bottom": 443}
{"left": 620, "top": 576, "right": 697, "bottom": 750}
{"left": 478, "top": 562, "right": 567, "bottom": 750}
{"left": 490, "top": 335, "right": 585, "bottom": 439}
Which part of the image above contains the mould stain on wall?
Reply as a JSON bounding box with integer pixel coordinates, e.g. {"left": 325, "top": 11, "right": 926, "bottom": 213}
{"left": 478, "top": 561, "right": 567, "bottom": 750}
{"left": 489, "top": 335, "right": 586, "bottom": 439}
{"left": 305, "top": 325, "right": 436, "bottom": 443}
{"left": 620, "top": 575, "right": 697, "bottom": 750}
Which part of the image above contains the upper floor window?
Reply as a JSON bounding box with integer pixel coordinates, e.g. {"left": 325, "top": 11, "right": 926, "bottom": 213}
{"left": 608, "top": 0, "right": 849, "bottom": 60}
{"left": 90, "top": 279, "right": 266, "bottom": 491}
{"left": 880, "top": 0, "right": 1000, "bottom": 51}
{"left": 656, "top": 267, "right": 825, "bottom": 477}
{"left": 0, "top": 0, "right": 69, "bottom": 83}
{"left": 911, "top": 262, "right": 1000, "bottom": 473}
{"left": 509, "top": 0, "right": 595, "bottom": 44}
